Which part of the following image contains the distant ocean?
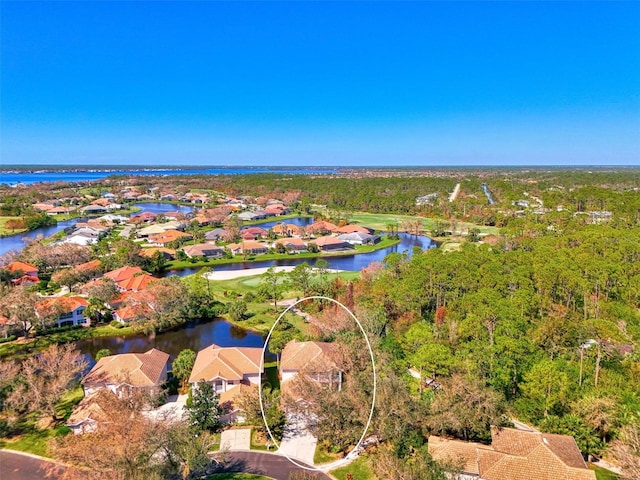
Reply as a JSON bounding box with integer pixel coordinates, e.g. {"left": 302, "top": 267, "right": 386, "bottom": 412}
{"left": 0, "top": 166, "right": 340, "bottom": 186}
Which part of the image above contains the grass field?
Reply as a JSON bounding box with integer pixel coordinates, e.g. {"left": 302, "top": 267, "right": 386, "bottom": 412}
{"left": 347, "top": 212, "right": 498, "bottom": 235}
{"left": 330, "top": 455, "right": 376, "bottom": 480}
{"left": 193, "top": 270, "right": 360, "bottom": 334}
{"left": 590, "top": 464, "right": 621, "bottom": 480}
{"left": 0, "top": 216, "right": 27, "bottom": 236}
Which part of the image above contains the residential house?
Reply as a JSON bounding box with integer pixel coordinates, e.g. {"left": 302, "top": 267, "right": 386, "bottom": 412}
{"left": 113, "top": 303, "right": 152, "bottom": 324}
{"left": 80, "top": 205, "right": 107, "bottom": 215}
{"left": 182, "top": 243, "right": 225, "bottom": 259}
{"left": 4, "top": 261, "right": 39, "bottom": 284}
{"left": 103, "top": 266, "right": 155, "bottom": 292}
{"left": 35, "top": 296, "right": 88, "bottom": 328}
{"left": 337, "top": 232, "right": 379, "bottom": 245}
{"left": 226, "top": 240, "right": 269, "bottom": 256}
{"left": 272, "top": 223, "right": 306, "bottom": 238}
{"left": 205, "top": 228, "right": 229, "bottom": 241}
{"left": 139, "top": 247, "right": 176, "bottom": 261}
{"left": 147, "top": 229, "right": 192, "bottom": 247}
{"left": 188, "top": 344, "right": 264, "bottom": 423}
{"left": 305, "top": 220, "right": 339, "bottom": 236}
{"left": 130, "top": 212, "right": 157, "bottom": 224}
{"left": 65, "top": 391, "right": 109, "bottom": 434}
{"left": 273, "top": 237, "right": 307, "bottom": 253}
{"left": 238, "top": 211, "right": 263, "bottom": 221}
{"left": 240, "top": 227, "right": 269, "bottom": 240}
{"left": 82, "top": 348, "right": 170, "bottom": 396}
{"left": 336, "top": 224, "right": 373, "bottom": 235}
{"left": 280, "top": 340, "right": 343, "bottom": 396}
{"left": 428, "top": 426, "right": 596, "bottom": 480}
{"left": 308, "top": 236, "right": 354, "bottom": 252}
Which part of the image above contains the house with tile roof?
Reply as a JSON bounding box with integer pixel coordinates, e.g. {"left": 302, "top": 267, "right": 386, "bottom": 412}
{"left": 305, "top": 220, "right": 339, "bottom": 236}
{"left": 428, "top": 426, "right": 596, "bottom": 480}
{"left": 280, "top": 340, "right": 343, "bottom": 395}
{"left": 4, "top": 261, "right": 39, "bottom": 280}
{"left": 35, "top": 296, "right": 89, "bottom": 328}
{"left": 273, "top": 237, "right": 307, "bottom": 252}
{"left": 188, "top": 344, "right": 264, "bottom": 423}
{"left": 82, "top": 348, "right": 170, "bottom": 396}
{"left": 308, "top": 235, "right": 354, "bottom": 252}
{"left": 182, "top": 243, "right": 225, "bottom": 259}
{"left": 103, "top": 266, "right": 155, "bottom": 292}
{"left": 336, "top": 224, "right": 373, "bottom": 234}
{"left": 226, "top": 240, "right": 269, "bottom": 255}
{"left": 147, "top": 229, "right": 192, "bottom": 247}
{"left": 65, "top": 391, "right": 109, "bottom": 434}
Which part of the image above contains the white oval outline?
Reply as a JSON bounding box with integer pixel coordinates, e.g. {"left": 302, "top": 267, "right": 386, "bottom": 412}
{"left": 258, "top": 295, "right": 377, "bottom": 471}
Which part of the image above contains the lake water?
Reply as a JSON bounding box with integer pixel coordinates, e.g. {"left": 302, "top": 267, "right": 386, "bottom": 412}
{"left": 0, "top": 166, "right": 339, "bottom": 186}
{"left": 76, "top": 318, "right": 269, "bottom": 365}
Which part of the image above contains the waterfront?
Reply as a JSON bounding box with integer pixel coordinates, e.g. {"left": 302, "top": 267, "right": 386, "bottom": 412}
{"left": 76, "top": 318, "right": 268, "bottom": 365}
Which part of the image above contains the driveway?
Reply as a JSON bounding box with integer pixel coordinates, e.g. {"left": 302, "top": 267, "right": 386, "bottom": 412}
{"left": 220, "top": 428, "right": 251, "bottom": 451}
{"left": 144, "top": 393, "right": 188, "bottom": 422}
{"left": 278, "top": 413, "right": 318, "bottom": 466}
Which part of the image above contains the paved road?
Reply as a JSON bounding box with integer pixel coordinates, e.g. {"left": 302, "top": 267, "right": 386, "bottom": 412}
{"left": 215, "top": 451, "right": 331, "bottom": 480}
{"left": 0, "top": 450, "right": 63, "bottom": 480}
{"left": 1, "top": 449, "right": 331, "bottom": 480}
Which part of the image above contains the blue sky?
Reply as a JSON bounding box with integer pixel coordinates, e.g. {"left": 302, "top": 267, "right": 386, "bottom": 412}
{"left": 2, "top": 1, "right": 639, "bottom": 167}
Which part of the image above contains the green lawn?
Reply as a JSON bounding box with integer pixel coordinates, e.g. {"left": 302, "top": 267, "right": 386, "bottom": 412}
{"left": 0, "top": 425, "right": 70, "bottom": 457}
{"left": 330, "top": 455, "right": 376, "bottom": 480}
{"left": 313, "top": 443, "right": 343, "bottom": 465}
{"left": 347, "top": 212, "right": 498, "bottom": 235}
{"left": 0, "top": 216, "right": 27, "bottom": 236}
{"left": 590, "top": 464, "right": 620, "bottom": 480}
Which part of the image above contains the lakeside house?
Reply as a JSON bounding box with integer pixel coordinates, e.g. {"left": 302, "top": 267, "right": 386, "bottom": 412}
{"left": 182, "top": 243, "right": 225, "bottom": 259}
{"left": 188, "top": 344, "right": 264, "bottom": 422}
{"left": 35, "top": 296, "right": 88, "bottom": 328}
{"left": 308, "top": 235, "right": 354, "bottom": 252}
{"left": 273, "top": 237, "right": 307, "bottom": 252}
{"left": 103, "top": 266, "right": 155, "bottom": 292}
{"left": 280, "top": 340, "right": 343, "bottom": 399}
{"left": 82, "top": 348, "right": 170, "bottom": 396}
{"left": 428, "top": 426, "right": 596, "bottom": 480}
{"left": 226, "top": 240, "right": 269, "bottom": 256}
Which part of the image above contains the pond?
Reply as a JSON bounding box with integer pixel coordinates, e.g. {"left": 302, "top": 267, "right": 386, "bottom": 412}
{"left": 76, "top": 318, "right": 268, "bottom": 365}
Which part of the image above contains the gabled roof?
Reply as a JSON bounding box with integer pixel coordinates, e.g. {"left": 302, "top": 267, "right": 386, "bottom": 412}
{"left": 5, "top": 261, "right": 39, "bottom": 274}
{"left": 104, "top": 266, "right": 144, "bottom": 283}
{"left": 306, "top": 220, "right": 339, "bottom": 233}
{"left": 280, "top": 340, "right": 341, "bottom": 372}
{"left": 428, "top": 427, "right": 595, "bottom": 480}
{"left": 309, "top": 236, "right": 351, "bottom": 247}
{"left": 36, "top": 296, "right": 88, "bottom": 316}
{"left": 188, "top": 345, "right": 263, "bottom": 383}
{"left": 83, "top": 348, "right": 169, "bottom": 388}
{"left": 75, "top": 259, "right": 102, "bottom": 272}
{"left": 336, "top": 224, "right": 372, "bottom": 234}
{"left": 183, "top": 243, "right": 224, "bottom": 257}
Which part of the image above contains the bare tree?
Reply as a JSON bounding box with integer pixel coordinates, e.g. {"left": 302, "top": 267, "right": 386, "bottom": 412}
{"left": 50, "top": 389, "right": 217, "bottom": 480}
{"left": 0, "top": 285, "right": 38, "bottom": 336}
{"left": 610, "top": 423, "right": 640, "bottom": 480}
{"left": 7, "top": 344, "right": 87, "bottom": 421}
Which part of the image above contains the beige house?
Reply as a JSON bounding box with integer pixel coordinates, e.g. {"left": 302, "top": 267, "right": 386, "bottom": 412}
{"left": 428, "top": 426, "right": 596, "bottom": 480}
{"left": 280, "top": 340, "right": 343, "bottom": 395}
{"left": 188, "top": 344, "right": 264, "bottom": 422}
{"left": 82, "top": 348, "right": 170, "bottom": 396}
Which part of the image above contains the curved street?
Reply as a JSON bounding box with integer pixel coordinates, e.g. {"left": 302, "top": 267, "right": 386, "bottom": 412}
{"left": 0, "top": 450, "right": 62, "bottom": 480}
{"left": 1, "top": 449, "right": 332, "bottom": 480}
